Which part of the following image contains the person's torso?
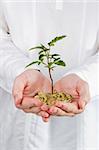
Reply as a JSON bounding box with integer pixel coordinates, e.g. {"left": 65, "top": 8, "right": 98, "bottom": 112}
{"left": 0, "top": 1, "right": 99, "bottom": 150}
{"left": 2, "top": 0, "right": 98, "bottom": 80}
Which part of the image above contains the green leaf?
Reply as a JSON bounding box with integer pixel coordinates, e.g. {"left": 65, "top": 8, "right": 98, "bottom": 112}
{"left": 25, "top": 61, "right": 38, "bottom": 68}
{"left": 54, "top": 60, "right": 66, "bottom": 66}
{"left": 38, "top": 61, "right": 41, "bottom": 65}
{"left": 54, "top": 57, "right": 61, "bottom": 61}
{"left": 39, "top": 54, "right": 45, "bottom": 60}
{"left": 52, "top": 54, "right": 60, "bottom": 57}
{"left": 48, "top": 62, "right": 54, "bottom": 68}
{"left": 40, "top": 44, "right": 47, "bottom": 50}
{"left": 50, "top": 66, "right": 56, "bottom": 69}
{"left": 39, "top": 50, "right": 44, "bottom": 55}
{"left": 29, "top": 44, "right": 48, "bottom": 51}
{"left": 49, "top": 43, "right": 55, "bottom": 46}
{"left": 29, "top": 46, "right": 44, "bottom": 51}
{"left": 48, "top": 35, "right": 66, "bottom": 46}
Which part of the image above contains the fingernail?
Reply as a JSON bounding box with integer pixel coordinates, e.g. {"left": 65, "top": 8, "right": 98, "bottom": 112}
{"left": 42, "top": 117, "right": 49, "bottom": 122}
{"left": 49, "top": 108, "right": 54, "bottom": 114}
{"left": 15, "top": 94, "right": 22, "bottom": 102}
{"left": 15, "top": 103, "right": 21, "bottom": 109}
{"left": 41, "top": 105, "right": 48, "bottom": 111}
{"left": 15, "top": 99, "right": 20, "bottom": 105}
{"left": 45, "top": 113, "right": 49, "bottom": 118}
{"left": 81, "top": 101, "right": 86, "bottom": 109}
{"left": 50, "top": 108, "right": 57, "bottom": 114}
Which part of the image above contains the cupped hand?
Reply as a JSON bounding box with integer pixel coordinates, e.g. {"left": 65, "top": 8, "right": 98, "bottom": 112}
{"left": 48, "top": 74, "right": 90, "bottom": 116}
{"left": 12, "top": 69, "right": 51, "bottom": 122}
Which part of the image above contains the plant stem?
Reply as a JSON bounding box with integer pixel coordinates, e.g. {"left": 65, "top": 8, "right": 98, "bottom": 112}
{"left": 46, "top": 46, "right": 54, "bottom": 94}
{"left": 48, "top": 68, "right": 54, "bottom": 94}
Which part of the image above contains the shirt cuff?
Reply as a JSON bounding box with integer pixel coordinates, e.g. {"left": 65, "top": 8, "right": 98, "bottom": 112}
{"left": 63, "top": 68, "right": 98, "bottom": 99}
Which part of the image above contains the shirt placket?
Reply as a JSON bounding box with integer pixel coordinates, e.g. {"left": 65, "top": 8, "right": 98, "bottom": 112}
{"left": 55, "top": 0, "right": 63, "bottom": 10}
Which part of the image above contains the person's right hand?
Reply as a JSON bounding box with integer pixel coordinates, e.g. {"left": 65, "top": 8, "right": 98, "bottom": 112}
{"left": 12, "top": 69, "right": 51, "bottom": 122}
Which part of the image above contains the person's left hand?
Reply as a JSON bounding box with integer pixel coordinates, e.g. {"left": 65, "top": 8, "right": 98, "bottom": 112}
{"left": 48, "top": 74, "right": 90, "bottom": 117}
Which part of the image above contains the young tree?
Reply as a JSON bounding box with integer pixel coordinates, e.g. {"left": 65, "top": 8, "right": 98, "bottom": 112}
{"left": 26, "top": 35, "right": 72, "bottom": 106}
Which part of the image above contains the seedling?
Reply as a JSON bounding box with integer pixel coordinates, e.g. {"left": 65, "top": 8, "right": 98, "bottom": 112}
{"left": 26, "top": 35, "right": 72, "bottom": 106}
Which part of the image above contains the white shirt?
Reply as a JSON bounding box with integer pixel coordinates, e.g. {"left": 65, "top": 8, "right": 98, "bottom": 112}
{"left": 0, "top": 1, "right": 99, "bottom": 150}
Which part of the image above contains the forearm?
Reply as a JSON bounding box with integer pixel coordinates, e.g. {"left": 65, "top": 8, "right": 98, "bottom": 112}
{"left": 0, "top": 37, "right": 38, "bottom": 93}
{"left": 64, "top": 53, "right": 99, "bottom": 99}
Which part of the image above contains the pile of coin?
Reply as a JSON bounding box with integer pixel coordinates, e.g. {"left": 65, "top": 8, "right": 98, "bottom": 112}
{"left": 35, "top": 91, "right": 72, "bottom": 106}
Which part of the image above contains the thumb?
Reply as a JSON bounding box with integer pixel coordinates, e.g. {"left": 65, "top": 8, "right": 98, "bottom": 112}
{"left": 14, "top": 92, "right": 23, "bottom": 106}
{"left": 12, "top": 78, "right": 26, "bottom": 106}
{"left": 77, "top": 80, "right": 90, "bottom": 109}
{"left": 78, "top": 99, "right": 86, "bottom": 109}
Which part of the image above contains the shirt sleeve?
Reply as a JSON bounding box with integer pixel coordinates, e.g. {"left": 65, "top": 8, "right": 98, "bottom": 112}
{"left": 0, "top": 3, "right": 39, "bottom": 94}
{"left": 64, "top": 31, "right": 99, "bottom": 99}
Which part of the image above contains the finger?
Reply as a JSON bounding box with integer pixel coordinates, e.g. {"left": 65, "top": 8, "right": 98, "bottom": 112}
{"left": 54, "top": 78, "right": 76, "bottom": 92}
{"left": 40, "top": 104, "right": 49, "bottom": 111}
{"left": 12, "top": 77, "right": 26, "bottom": 106}
{"left": 70, "top": 97, "right": 86, "bottom": 110}
{"left": 23, "top": 88, "right": 39, "bottom": 97}
{"left": 78, "top": 100, "right": 86, "bottom": 109}
{"left": 17, "top": 97, "right": 42, "bottom": 109}
{"left": 79, "top": 93, "right": 90, "bottom": 107}
{"left": 23, "top": 106, "right": 41, "bottom": 113}
{"left": 77, "top": 81, "right": 90, "bottom": 108}
{"left": 48, "top": 106, "right": 75, "bottom": 116}
{"left": 42, "top": 117, "right": 50, "bottom": 122}
{"left": 38, "top": 111, "right": 50, "bottom": 118}
{"left": 55, "top": 101, "right": 83, "bottom": 114}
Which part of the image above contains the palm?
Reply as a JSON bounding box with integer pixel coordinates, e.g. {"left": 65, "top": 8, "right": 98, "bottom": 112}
{"left": 48, "top": 74, "right": 90, "bottom": 116}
